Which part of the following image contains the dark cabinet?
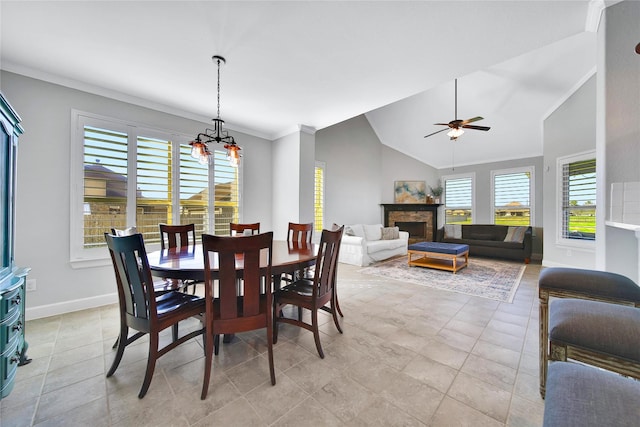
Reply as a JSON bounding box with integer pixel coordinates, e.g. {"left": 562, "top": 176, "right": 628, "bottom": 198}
{"left": 0, "top": 91, "right": 30, "bottom": 399}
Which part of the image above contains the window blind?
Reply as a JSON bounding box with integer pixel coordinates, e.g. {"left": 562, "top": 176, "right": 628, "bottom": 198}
{"left": 444, "top": 177, "right": 472, "bottom": 224}
{"left": 494, "top": 171, "right": 531, "bottom": 226}
{"left": 179, "top": 144, "right": 209, "bottom": 239}
{"left": 83, "top": 126, "right": 128, "bottom": 248}
{"left": 213, "top": 149, "right": 239, "bottom": 235}
{"left": 562, "top": 159, "right": 596, "bottom": 240}
{"left": 314, "top": 164, "right": 325, "bottom": 233}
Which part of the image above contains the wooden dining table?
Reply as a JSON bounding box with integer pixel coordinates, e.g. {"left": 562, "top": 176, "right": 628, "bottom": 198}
{"left": 147, "top": 240, "right": 318, "bottom": 284}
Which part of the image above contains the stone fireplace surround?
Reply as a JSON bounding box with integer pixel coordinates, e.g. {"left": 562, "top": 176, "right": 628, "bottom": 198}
{"left": 381, "top": 204, "right": 440, "bottom": 243}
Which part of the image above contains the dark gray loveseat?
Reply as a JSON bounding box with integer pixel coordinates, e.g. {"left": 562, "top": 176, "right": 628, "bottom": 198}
{"left": 436, "top": 224, "right": 532, "bottom": 263}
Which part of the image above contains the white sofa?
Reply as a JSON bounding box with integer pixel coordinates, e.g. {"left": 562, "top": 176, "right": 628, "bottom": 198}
{"left": 338, "top": 224, "right": 409, "bottom": 266}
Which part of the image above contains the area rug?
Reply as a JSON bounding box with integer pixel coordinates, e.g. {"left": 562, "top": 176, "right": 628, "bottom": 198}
{"left": 358, "top": 256, "right": 525, "bottom": 303}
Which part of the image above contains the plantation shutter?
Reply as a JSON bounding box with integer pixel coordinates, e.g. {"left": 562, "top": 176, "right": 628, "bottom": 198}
{"left": 179, "top": 144, "right": 209, "bottom": 238}
{"left": 83, "top": 125, "right": 128, "bottom": 248}
{"left": 314, "top": 163, "right": 325, "bottom": 233}
{"left": 562, "top": 159, "right": 596, "bottom": 240}
{"left": 213, "top": 149, "right": 239, "bottom": 235}
{"left": 136, "top": 135, "right": 172, "bottom": 243}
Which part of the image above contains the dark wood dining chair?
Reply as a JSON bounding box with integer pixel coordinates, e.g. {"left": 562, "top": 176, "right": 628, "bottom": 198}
{"left": 159, "top": 223, "right": 196, "bottom": 249}
{"left": 273, "top": 226, "right": 344, "bottom": 358}
{"left": 200, "top": 232, "right": 276, "bottom": 399}
{"left": 283, "top": 222, "right": 314, "bottom": 284}
{"left": 229, "top": 222, "right": 260, "bottom": 236}
{"left": 159, "top": 223, "right": 199, "bottom": 293}
{"left": 104, "top": 232, "right": 205, "bottom": 399}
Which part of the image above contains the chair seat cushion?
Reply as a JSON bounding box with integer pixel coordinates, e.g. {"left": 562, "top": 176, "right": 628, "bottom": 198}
{"left": 550, "top": 298, "right": 640, "bottom": 362}
{"left": 279, "top": 278, "right": 313, "bottom": 297}
{"left": 539, "top": 267, "right": 640, "bottom": 302}
{"left": 543, "top": 362, "right": 640, "bottom": 427}
{"left": 156, "top": 291, "right": 204, "bottom": 316}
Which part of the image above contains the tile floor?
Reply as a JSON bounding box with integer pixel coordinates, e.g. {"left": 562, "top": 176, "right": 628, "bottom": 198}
{"left": 1, "top": 261, "right": 545, "bottom": 426}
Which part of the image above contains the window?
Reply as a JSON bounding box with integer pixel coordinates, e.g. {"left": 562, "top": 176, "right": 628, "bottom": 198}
{"left": 558, "top": 153, "right": 596, "bottom": 242}
{"left": 72, "top": 111, "right": 240, "bottom": 264}
{"left": 443, "top": 174, "right": 474, "bottom": 224}
{"left": 314, "top": 162, "right": 325, "bottom": 233}
{"left": 491, "top": 167, "right": 534, "bottom": 226}
{"left": 213, "top": 150, "right": 239, "bottom": 236}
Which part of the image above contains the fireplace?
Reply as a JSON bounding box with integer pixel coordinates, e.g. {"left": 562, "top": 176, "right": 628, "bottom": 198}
{"left": 395, "top": 221, "right": 427, "bottom": 239}
{"left": 381, "top": 203, "right": 440, "bottom": 243}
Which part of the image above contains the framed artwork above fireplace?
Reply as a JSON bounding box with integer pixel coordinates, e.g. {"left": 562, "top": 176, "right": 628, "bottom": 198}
{"left": 394, "top": 181, "right": 427, "bottom": 203}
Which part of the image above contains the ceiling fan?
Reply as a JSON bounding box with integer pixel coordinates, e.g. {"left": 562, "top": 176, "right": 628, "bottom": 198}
{"left": 424, "top": 78, "right": 491, "bottom": 140}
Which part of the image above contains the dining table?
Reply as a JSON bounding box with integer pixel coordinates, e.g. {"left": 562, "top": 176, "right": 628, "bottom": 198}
{"left": 147, "top": 239, "right": 318, "bottom": 286}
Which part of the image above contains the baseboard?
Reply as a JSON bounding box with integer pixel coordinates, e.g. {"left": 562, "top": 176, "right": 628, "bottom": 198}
{"left": 25, "top": 293, "right": 118, "bottom": 321}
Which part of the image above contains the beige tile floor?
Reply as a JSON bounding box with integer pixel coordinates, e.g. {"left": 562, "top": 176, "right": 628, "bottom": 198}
{"left": 1, "top": 261, "right": 544, "bottom": 426}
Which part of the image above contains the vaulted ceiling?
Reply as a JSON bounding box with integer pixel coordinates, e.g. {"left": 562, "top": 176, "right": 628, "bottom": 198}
{"left": 1, "top": 1, "right": 604, "bottom": 168}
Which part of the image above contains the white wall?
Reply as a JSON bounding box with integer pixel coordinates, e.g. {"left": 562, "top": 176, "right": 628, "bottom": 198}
{"left": 1, "top": 71, "right": 273, "bottom": 319}
{"left": 315, "top": 114, "right": 438, "bottom": 226}
{"left": 542, "top": 74, "right": 596, "bottom": 268}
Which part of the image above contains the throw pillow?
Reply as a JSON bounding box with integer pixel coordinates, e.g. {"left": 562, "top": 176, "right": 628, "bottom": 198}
{"left": 381, "top": 226, "right": 400, "bottom": 240}
{"left": 444, "top": 224, "right": 462, "bottom": 239}
{"left": 504, "top": 226, "right": 527, "bottom": 243}
{"left": 344, "top": 226, "right": 355, "bottom": 236}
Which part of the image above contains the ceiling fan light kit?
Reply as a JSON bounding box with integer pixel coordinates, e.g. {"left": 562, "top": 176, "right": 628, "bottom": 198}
{"left": 424, "top": 78, "right": 491, "bottom": 141}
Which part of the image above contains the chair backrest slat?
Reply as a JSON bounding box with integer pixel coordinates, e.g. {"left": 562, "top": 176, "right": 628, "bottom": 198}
{"left": 229, "top": 222, "right": 260, "bottom": 236}
{"left": 159, "top": 223, "right": 196, "bottom": 249}
{"left": 202, "top": 232, "right": 273, "bottom": 326}
{"left": 106, "top": 233, "right": 155, "bottom": 325}
{"left": 287, "top": 222, "right": 313, "bottom": 245}
{"left": 313, "top": 226, "right": 343, "bottom": 302}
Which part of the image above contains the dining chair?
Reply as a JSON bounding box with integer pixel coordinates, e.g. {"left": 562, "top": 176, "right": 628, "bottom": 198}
{"left": 159, "top": 223, "right": 197, "bottom": 249}
{"left": 273, "top": 226, "right": 344, "bottom": 359}
{"left": 200, "top": 231, "right": 276, "bottom": 399}
{"left": 104, "top": 232, "right": 205, "bottom": 399}
{"left": 282, "top": 222, "right": 314, "bottom": 284}
{"left": 229, "top": 222, "right": 260, "bottom": 236}
{"left": 159, "top": 223, "right": 199, "bottom": 293}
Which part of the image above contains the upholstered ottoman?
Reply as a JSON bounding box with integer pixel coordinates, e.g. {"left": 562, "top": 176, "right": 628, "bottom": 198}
{"left": 538, "top": 267, "right": 640, "bottom": 397}
{"left": 543, "top": 362, "right": 640, "bottom": 427}
{"left": 407, "top": 242, "right": 469, "bottom": 273}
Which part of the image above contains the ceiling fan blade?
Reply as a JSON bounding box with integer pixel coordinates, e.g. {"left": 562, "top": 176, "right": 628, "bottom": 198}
{"left": 460, "top": 116, "right": 484, "bottom": 125}
{"left": 462, "top": 125, "right": 491, "bottom": 131}
{"left": 424, "top": 128, "right": 449, "bottom": 138}
{"left": 433, "top": 123, "right": 451, "bottom": 126}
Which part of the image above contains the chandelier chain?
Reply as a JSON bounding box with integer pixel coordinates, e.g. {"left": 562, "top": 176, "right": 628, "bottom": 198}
{"left": 216, "top": 57, "right": 221, "bottom": 119}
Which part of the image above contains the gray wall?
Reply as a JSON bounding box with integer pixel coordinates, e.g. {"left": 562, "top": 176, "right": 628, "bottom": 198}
{"left": 435, "top": 156, "right": 544, "bottom": 259}
{"left": 1, "top": 71, "right": 273, "bottom": 318}
{"left": 315, "top": 115, "right": 438, "bottom": 227}
{"left": 542, "top": 74, "right": 596, "bottom": 268}
{"left": 600, "top": 1, "right": 640, "bottom": 282}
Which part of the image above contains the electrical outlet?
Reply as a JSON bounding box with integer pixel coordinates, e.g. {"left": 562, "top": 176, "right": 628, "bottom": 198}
{"left": 26, "top": 279, "right": 36, "bottom": 292}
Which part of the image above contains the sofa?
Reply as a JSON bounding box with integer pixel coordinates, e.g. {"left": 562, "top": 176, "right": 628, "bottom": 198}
{"left": 436, "top": 224, "right": 532, "bottom": 263}
{"left": 339, "top": 224, "right": 409, "bottom": 266}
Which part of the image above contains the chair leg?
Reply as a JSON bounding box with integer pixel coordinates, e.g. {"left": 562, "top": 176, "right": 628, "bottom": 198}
{"left": 311, "top": 309, "right": 324, "bottom": 359}
{"left": 273, "top": 302, "right": 280, "bottom": 344}
{"left": 107, "top": 325, "right": 128, "bottom": 377}
{"left": 297, "top": 306, "right": 303, "bottom": 321}
{"left": 214, "top": 334, "right": 220, "bottom": 356}
{"left": 335, "top": 293, "right": 343, "bottom": 317}
{"left": 331, "top": 301, "right": 343, "bottom": 334}
{"left": 266, "top": 312, "right": 276, "bottom": 385}
{"left": 201, "top": 330, "right": 213, "bottom": 400}
{"left": 139, "top": 333, "right": 159, "bottom": 398}
{"left": 172, "top": 323, "right": 179, "bottom": 342}
{"left": 539, "top": 292, "right": 549, "bottom": 398}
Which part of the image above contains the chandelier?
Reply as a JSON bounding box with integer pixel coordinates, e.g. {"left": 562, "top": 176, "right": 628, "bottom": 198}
{"left": 189, "top": 55, "right": 241, "bottom": 167}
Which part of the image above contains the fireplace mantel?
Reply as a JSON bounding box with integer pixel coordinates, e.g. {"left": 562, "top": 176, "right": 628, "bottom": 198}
{"left": 381, "top": 204, "right": 441, "bottom": 242}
